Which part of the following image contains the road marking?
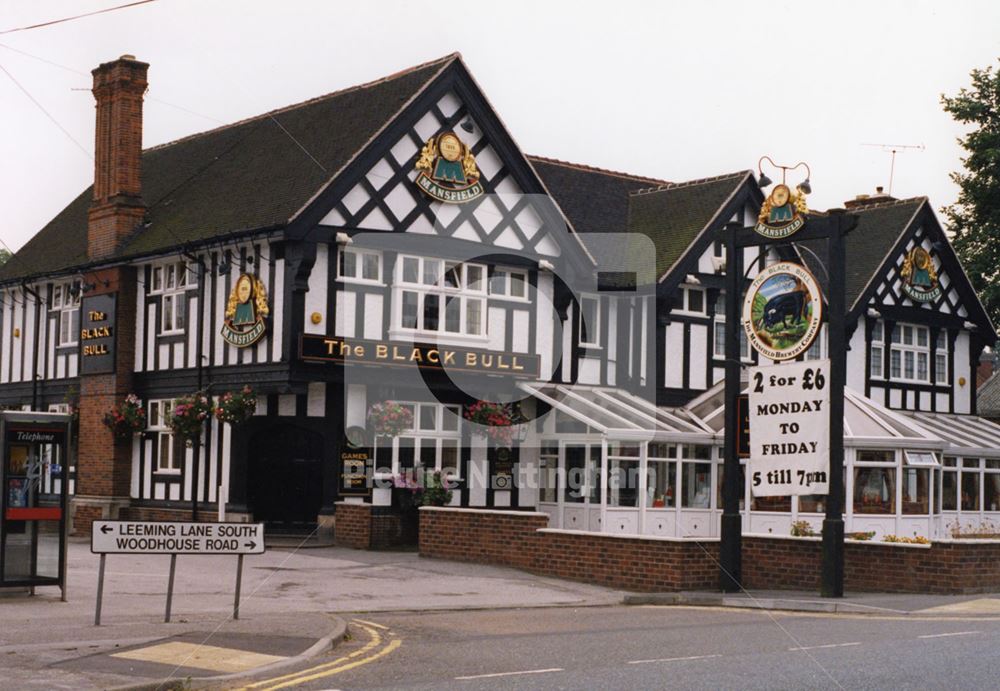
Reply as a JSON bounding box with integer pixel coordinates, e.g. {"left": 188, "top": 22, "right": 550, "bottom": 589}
{"left": 455, "top": 668, "right": 564, "bottom": 680}
{"left": 111, "top": 641, "right": 285, "bottom": 673}
{"left": 239, "top": 622, "right": 400, "bottom": 691}
{"left": 918, "top": 631, "right": 980, "bottom": 639}
{"left": 352, "top": 618, "right": 388, "bottom": 630}
{"left": 627, "top": 654, "right": 722, "bottom": 665}
{"left": 789, "top": 642, "right": 861, "bottom": 651}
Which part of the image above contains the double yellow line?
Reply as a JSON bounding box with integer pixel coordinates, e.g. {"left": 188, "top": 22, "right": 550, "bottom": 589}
{"left": 237, "top": 620, "right": 401, "bottom": 690}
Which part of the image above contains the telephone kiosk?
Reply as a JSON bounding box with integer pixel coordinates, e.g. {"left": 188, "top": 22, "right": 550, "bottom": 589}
{"left": 0, "top": 411, "right": 72, "bottom": 597}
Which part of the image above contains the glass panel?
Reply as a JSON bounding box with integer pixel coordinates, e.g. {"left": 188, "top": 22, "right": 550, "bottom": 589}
{"left": 607, "top": 459, "right": 639, "bottom": 507}
{"left": 402, "top": 257, "right": 419, "bottom": 283}
{"left": 648, "top": 442, "right": 670, "bottom": 460}
{"left": 423, "top": 294, "right": 439, "bottom": 331}
{"left": 466, "top": 265, "right": 484, "bottom": 292}
{"left": 891, "top": 350, "right": 901, "bottom": 378}
{"left": 916, "top": 352, "right": 928, "bottom": 381}
{"left": 717, "top": 465, "right": 746, "bottom": 512}
{"left": 441, "top": 406, "right": 460, "bottom": 431}
{"left": 175, "top": 293, "right": 186, "bottom": 330}
{"left": 419, "top": 438, "right": 437, "bottom": 468}
{"left": 397, "top": 437, "right": 415, "bottom": 470}
{"left": 466, "top": 299, "right": 483, "bottom": 336}
{"left": 341, "top": 249, "right": 356, "bottom": 278}
{"left": 564, "top": 445, "right": 586, "bottom": 503}
{"left": 681, "top": 462, "right": 712, "bottom": 508}
{"left": 422, "top": 259, "right": 441, "bottom": 285}
{"left": 872, "top": 321, "right": 883, "bottom": 342}
{"left": 963, "top": 458, "right": 980, "bottom": 468}
{"left": 163, "top": 295, "right": 174, "bottom": 330}
{"left": 362, "top": 253, "right": 379, "bottom": 280}
{"left": 751, "top": 494, "right": 791, "bottom": 512}
{"left": 588, "top": 445, "right": 601, "bottom": 504}
{"left": 418, "top": 405, "right": 436, "bottom": 431}
{"left": 916, "top": 327, "right": 928, "bottom": 347}
{"left": 942, "top": 470, "right": 958, "bottom": 510}
{"left": 441, "top": 440, "right": 459, "bottom": 478}
{"left": 490, "top": 270, "right": 507, "bottom": 295}
{"left": 934, "top": 469, "right": 941, "bottom": 513}
{"left": 714, "top": 321, "right": 725, "bottom": 357}
{"left": 858, "top": 449, "right": 894, "bottom": 464}
{"left": 648, "top": 461, "right": 675, "bottom": 507}
{"left": 936, "top": 330, "right": 947, "bottom": 350}
{"left": 608, "top": 442, "right": 640, "bottom": 458}
{"left": 510, "top": 272, "right": 526, "bottom": 298}
{"left": 158, "top": 433, "right": 172, "bottom": 470}
{"left": 985, "top": 473, "right": 1000, "bottom": 512}
{"left": 902, "top": 468, "right": 929, "bottom": 514}
{"left": 943, "top": 456, "right": 957, "bottom": 467}
{"left": 539, "top": 453, "right": 558, "bottom": 503}
{"left": 444, "top": 262, "right": 461, "bottom": 288}
{"left": 871, "top": 346, "right": 883, "bottom": 377}
{"left": 580, "top": 297, "right": 598, "bottom": 344}
{"left": 935, "top": 353, "right": 948, "bottom": 383}
{"left": 166, "top": 264, "right": 176, "bottom": 289}
{"left": 962, "top": 472, "right": 980, "bottom": 511}
{"left": 687, "top": 289, "right": 704, "bottom": 314}
{"left": 445, "top": 296, "right": 461, "bottom": 333}
{"left": 904, "top": 351, "right": 914, "bottom": 379}
{"left": 854, "top": 467, "right": 895, "bottom": 514}
{"left": 401, "top": 291, "right": 418, "bottom": 329}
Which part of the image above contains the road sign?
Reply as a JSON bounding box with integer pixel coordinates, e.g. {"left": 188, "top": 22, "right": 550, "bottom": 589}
{"left": 748, "top": 359, "right": 830, "bottom": 497}
{"left": 91, "top": 520, "right": 265, "bottom": 555}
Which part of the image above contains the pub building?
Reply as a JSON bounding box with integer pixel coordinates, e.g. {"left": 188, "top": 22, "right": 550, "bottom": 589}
{"left": 1, "top": 52, "right": 997, "bottom": 546}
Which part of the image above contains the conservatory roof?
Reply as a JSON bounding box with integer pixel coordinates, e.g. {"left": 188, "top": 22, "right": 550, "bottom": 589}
{"left": 518, "top": 383, "right": 712, "bottom": 441}
{"left": 898, "top": 411, "right": 1000, "bottom": 459}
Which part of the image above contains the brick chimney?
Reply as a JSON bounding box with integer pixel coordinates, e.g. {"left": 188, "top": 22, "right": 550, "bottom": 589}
{"left": 73, "top": 55, "right": 147, "bottom": 535}
{"left": 88, "top": 54, "right": 148, "bottom": 259}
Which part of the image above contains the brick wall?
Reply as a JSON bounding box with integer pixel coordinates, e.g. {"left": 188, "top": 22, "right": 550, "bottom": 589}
{"left": 119, "top": 506, "right": 223, "bottom": 523}
{"left": 419, "top": 508, "right": 1000, "bottom": 595}
{"left": 334, "top": 502, "right": 372, "bottom": 549}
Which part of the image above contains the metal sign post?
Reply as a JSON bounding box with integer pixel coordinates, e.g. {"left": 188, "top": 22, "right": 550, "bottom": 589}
{"left": 91, "top": 520, "right": 264, "bottom": 626}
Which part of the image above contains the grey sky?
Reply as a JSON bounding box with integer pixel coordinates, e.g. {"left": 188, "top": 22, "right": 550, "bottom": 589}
{"left": 1, "top": 0, "right": 998, "bottom": 252}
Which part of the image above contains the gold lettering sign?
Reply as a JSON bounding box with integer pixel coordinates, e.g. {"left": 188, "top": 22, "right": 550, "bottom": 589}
{"left": 299, "top": 335, "right": 538, "bottom": 378}
{"left": 221, "top": 273, "right": 269, "bottom": 348}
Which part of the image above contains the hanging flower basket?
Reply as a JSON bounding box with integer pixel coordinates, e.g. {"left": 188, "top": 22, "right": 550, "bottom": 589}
{"left": 214, "top": 386, "right": 257, "bottom": 425}
{"left": 464, "top": 400, "right": 516, "bottom": 447}
{"left": 368, "top": 401, "right": 413, "bottom": 438}
{"left": 168, "top": 392, "right": 212, "bottom": 446}
{"left": 102, "top": 394, "right": 145, "bottom": 442}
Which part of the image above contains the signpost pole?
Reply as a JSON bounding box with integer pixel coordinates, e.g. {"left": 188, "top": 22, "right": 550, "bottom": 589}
{"left": 821, "top": 211, "right": 850, "bottom": 597}
{"left": 234, "top": 554, "right": 244, "bottom": 620}
{"left": 94, "top": 553, "right": 106, "bottom": 626}
{"left": 720, "top": 222, "right": 744, "bottom": 592}
{"left": 165, "top": 554, "right": 177, "bottom": 623}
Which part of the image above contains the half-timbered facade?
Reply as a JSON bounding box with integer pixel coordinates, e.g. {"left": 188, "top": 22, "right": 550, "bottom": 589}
{"left": 0, "top": 53, "right": 995, "bottom": 542}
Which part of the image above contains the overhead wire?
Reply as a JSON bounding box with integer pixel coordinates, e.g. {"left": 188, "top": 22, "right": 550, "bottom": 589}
{"left": 0, "top": 0, "right": 158, "bottom": 36}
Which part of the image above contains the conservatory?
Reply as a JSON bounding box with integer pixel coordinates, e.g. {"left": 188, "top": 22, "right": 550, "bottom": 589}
{"left": 522, "top": 380, "right": 1000, "bottom": 541}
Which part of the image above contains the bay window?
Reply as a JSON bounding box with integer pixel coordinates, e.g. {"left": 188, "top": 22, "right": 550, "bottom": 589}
{"left": 889, "top": 323, "right": 930, "bottom": 383}
{"left": 395, "top": 256, "right": 486, "bottom": 337}
{"left": 375, "top": 402, "right": 462, "bottom": 478}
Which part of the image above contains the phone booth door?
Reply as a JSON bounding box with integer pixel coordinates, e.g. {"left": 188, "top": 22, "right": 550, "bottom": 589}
{"left": 0, "top": 412, "right": 71, "bottom": 591}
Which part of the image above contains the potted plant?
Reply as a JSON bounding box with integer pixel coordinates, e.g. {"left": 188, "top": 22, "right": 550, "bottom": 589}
{"left": 419, "top": 470, "right": 453, "bottom": 507}
{"left": 168, "top": 391, "right": 212, "bottom": 447}
{"left": 368, "top": 401, "right": 414, "bottom": 438}
{"left": 214, "top": 385, "right": 257, "bottom": 425}
{"left": 102, "top": 394, "right": 146, "bottom": 443}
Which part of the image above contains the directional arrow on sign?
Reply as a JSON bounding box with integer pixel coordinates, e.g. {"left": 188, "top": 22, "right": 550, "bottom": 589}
{"left": 101, "top": 525, "right": 113, "bottom": 534}
{"left": 245, "top": 541, "right": 256, "bottom": 550}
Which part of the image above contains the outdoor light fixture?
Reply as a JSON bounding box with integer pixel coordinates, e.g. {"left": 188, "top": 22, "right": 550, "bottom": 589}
{"left": 336, "top": 231, "right": 353, "bottom": 245}
{"left": 217, "top": 250, "right": 232, "bottom": 276}
{"left": 538, "top": 259, "right": 555, "bottom": 272}
{"left": 757, "top": 156, "right": 811, "bottom": 193}
{"left": 460, "top": 120, "right": 475, "bottom": 133}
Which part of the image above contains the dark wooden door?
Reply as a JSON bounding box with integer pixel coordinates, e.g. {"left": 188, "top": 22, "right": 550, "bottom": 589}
{"left": 248, "top": 424, "right": 324, "bottom": 532}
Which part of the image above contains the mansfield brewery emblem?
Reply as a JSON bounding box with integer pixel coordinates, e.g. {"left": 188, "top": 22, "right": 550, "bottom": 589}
{"left": 414, "top": 131, "right": 484, "bottom": 203}
{"left": 900, "top": 246, "right": 942, "bottom": 303}
{"left": 742, "top": 261, "right": 823, "bottom": 361}
{"left": 221, "top": 273, "right": 269, "bottom": 347}
{"left": 755, "top": 183, "right": 808, "bottom": 239}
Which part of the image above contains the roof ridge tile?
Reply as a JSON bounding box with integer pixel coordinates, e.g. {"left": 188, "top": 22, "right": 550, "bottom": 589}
{"left": 629, "top": 170, "right": 752, "bottom": 196}
{"left": 527, "top": 154, "right": 671, "bottom": 186}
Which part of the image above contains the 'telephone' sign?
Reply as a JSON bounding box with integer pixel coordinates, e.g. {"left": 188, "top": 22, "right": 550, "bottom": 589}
{"left": 748, "top": 360, "right": 830, "bottom": 497}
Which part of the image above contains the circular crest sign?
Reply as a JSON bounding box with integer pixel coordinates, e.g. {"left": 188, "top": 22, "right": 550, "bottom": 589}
{"left": 742, "top": 262, "right": 823, "bottom": 361}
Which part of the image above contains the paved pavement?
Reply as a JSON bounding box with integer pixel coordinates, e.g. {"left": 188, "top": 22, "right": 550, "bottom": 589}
{"left": 6, "top": 539, "right": 1000, "bottom": 689}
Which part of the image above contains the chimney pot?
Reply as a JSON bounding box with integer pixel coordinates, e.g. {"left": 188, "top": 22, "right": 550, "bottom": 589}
{"left": 876, "top": 186, "right": 884, "bottom": 194}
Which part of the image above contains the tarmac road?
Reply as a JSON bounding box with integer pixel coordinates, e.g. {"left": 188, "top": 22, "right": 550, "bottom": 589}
{"left": 226, "top": 605, "right": 1000, "bottom": 690}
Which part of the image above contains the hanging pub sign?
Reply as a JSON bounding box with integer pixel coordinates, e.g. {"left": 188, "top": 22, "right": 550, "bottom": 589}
{"left": 755, "top": 184, "right": 808, "bottom": 239}
{"left": 742, "top": 261, "right": 823, "bottom": 361}
{"left": 900, "top": 246, "right": 942, "bottom": 303}
{"left": 414, "top": 131, "right": 484, "bottom": 203}
{"left": 748, "top": 359, "right": 830, "bottom": 497}
{"left": 221, "top": 273, "right": 269, "bottom": 347}
{"left": 79, "top": 294, "right": 116, "bottom": 374}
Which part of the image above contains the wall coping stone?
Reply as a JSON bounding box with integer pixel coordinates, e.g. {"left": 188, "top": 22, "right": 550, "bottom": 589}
{"left": 420, "top": 506, "right": 549, "bottom": 518}
{"left": 537, "top": 528, "right": 720, "bottom": 544}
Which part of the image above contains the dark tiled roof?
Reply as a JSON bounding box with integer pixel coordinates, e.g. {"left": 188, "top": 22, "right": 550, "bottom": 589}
{"left": 799, "top": 197, "right": 925, "bottom": 309}
{"left": 627, "top": 172, "right": 751, "bottom": 279}
{"left": 978, "top": 372, "right": 1000, "bottom": 417}
{"left": 0, "top": 55, "right": 454, "bottom": 283}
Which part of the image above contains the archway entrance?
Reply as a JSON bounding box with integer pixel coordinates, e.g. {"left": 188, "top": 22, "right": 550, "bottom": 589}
{"left": 247, "top": 423, "right": 324, "bottom": 532}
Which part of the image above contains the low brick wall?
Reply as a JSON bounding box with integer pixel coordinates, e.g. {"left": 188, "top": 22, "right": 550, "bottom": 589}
{"left": 334, "top": 502, "right": 372, "bottom": 549}
{"left": 419, "top": 507, "right": 1000, "bottom": 594}
{"left": 118, "top": 506, "right": 223, "bottom": 523}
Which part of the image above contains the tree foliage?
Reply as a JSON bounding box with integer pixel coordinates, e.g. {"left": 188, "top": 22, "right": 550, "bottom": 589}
{"left": 0, "top": 249, "right": 10, "bottom": 267}
{"left": 942, "top": 61, "right": 1000, "bottom": 327}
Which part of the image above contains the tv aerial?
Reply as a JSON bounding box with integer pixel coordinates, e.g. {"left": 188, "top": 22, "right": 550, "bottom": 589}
{"left": 861, "top": 143, "right": 925, "bottom": 197}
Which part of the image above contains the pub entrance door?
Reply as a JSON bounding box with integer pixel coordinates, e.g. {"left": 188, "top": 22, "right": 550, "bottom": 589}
{"left": 247, "top": 424, "right": 324, "bottom": 533}
{"left": 0, "top": 411, "right": 72, "bottom": 595}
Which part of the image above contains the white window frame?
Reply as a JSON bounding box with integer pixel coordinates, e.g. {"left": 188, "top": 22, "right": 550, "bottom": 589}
{"left": 803, "top": 324, "right": 827, "bottom": 361}
{"left": 378, "top": 402, "right": 463, "bottom": 479}
{"left": 889, "top": 323, "right": 931, "bottom": 383}
{"left": 934, "top": 330, "right": 949, "bottom": 385}
{"left": 52, "top": 281, "right": 81, "bottom": 347}
{"left": 712, "top": 293, "right": 751, "bottom": 361}
{"left": 674, "top": 285, "right": 707, "bottom": 317}
{"left": 392, "top": 255, "right": 487, "bottom": 340}
{"left": 148, "top": 399, "right": 180, "bottom": 473}
{"left": 337, "top": 247, "right": 383, "bottom": 285}
{"left": 489, "top": 268, "right": 529, "bottom": 301}
{"left": 149, "top": 260, "right": 192, "bottom": 336}
{"left": 578, "top": 294, "right": 601, "bottom": 348}
{"left": 870, "top": 320, "right": 885, "bottom": 379}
